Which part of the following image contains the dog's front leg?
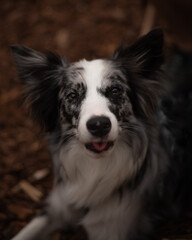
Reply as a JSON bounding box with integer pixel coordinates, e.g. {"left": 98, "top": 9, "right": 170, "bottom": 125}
{"left": 11, "top": 213, "right": 55, "bottom": 240}
{"left": 11, "top": 185, "right": 83, "bottom": 240}
{"left": 11, "top": 205, "right": 75, "bottom": 240}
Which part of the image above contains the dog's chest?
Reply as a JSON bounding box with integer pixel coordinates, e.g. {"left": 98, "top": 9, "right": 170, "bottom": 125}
{"left": 81, "top": 191, "right": 142, "bottom": 240}
{"left": 57, "top": 142, "right": 134, "bottom": 208}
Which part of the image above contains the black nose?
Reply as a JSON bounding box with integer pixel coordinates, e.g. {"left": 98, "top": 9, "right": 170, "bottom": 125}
{"left": 86, "top": 116, "right": 111, "bottom": 137}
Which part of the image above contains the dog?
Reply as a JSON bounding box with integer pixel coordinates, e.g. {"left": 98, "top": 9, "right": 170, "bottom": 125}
{"left": 11, "top": 29, "right": 192, "bottom": 240}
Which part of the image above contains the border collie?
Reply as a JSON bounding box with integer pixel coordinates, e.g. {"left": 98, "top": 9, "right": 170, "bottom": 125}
{"left": 11, "top": 29, "right": 192, "bottom": 240}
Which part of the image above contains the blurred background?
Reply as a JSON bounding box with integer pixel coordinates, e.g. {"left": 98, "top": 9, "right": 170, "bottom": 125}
{"left": 0, "top": 0, "right": 192, "bottom": 239}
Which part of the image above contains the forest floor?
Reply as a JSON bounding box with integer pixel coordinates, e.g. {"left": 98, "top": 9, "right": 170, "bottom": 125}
{"left": 0, "top": 0, "right": 192, "bottom": 239}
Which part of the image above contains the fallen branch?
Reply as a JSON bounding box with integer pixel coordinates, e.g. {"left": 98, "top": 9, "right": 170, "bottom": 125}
{"left": 12, "top": 180, "right": 43, "bottom": 202}
{"left": 30, "top": 168, "right": 50, "bottom": 182}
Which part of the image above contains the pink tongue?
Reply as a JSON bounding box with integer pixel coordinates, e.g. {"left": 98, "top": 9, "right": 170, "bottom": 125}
{"left": 93, "top": 142, "right": 108, "bottom": 151}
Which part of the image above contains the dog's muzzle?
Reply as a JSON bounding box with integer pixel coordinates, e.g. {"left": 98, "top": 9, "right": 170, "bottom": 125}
{"left": 85, "top": 116, "right": 113, "bottom": 154}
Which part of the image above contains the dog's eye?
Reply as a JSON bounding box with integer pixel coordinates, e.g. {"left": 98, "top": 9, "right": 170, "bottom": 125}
{"left": 106, "top": 86, "right": 123, "bottom": 104}
{"left": 67, "top": 91, "right": 78, "bottom": 101}
{"left": 110, "top": 86, "right": 122, "bottom": 98}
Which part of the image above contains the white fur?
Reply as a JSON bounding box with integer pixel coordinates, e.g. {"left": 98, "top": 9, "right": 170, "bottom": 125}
{"left": 77, "top": 60, "right": 119, "bottom": 144}
{"left": 47, "top": 136, "right": 158, "bottom": 240}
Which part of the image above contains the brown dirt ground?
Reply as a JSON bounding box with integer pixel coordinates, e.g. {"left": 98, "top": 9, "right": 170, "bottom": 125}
{"left": 0, "top": 0, "right": 192, "bottom": 239}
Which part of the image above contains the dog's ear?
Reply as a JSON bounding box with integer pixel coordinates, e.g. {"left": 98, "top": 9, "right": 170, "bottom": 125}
{"left": 113, "top": 29, "right": 164, "bottom": 77}
{"left": 12, "top": 45, "right": 67, "bottom": 132}
{"left": 113, "top": 29, "right": 164, "bottom": 119}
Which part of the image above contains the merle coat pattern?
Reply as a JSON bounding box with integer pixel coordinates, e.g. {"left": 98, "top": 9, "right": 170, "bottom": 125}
{"left": 11, "top": 29, "right": 192, "bottom": 240}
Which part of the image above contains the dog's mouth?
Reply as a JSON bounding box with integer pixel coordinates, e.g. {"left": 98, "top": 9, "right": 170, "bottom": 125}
{"left": 85, "top": 141, "right": 114, "bottom": 154}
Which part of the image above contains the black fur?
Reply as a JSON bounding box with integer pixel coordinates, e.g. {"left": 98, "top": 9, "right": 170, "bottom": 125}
{"left": 59, "top": 81, "right": 87, "bottom": 124}
{"left": 12, "top": 45, "right": 67, "bottom": 132}
{"left": 158, "top": 49, "right": 192, "bottom": 215}
{"left": 113, "top": 29, "right": 163, "bottom": 120}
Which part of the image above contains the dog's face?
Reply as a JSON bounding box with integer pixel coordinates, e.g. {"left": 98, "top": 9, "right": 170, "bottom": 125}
{"left": 59, "top": 59, "right": 133, "bottom": 155}
{"left": 12, "top": 29, "right": 163, "bottom": 157}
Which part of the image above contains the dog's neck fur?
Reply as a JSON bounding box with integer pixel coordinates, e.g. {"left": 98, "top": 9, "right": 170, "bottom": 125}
{"left": 50, "top": 123, "right": 166, "bottom": 210}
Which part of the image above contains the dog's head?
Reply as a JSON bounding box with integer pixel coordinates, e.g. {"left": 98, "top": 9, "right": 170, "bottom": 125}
{"left": 12, "top": 29, "right": 163, "bottom": 157}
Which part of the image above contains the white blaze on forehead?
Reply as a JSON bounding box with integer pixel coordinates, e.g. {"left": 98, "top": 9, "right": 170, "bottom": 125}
{"left": 77, "top": 59, "right": 119, "bottom": 143}
{"left": 79, "top": 59, "right": 109, "bottom": 115}
{"left": 78, "top": 59, "right": 107, "bottom": 89}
